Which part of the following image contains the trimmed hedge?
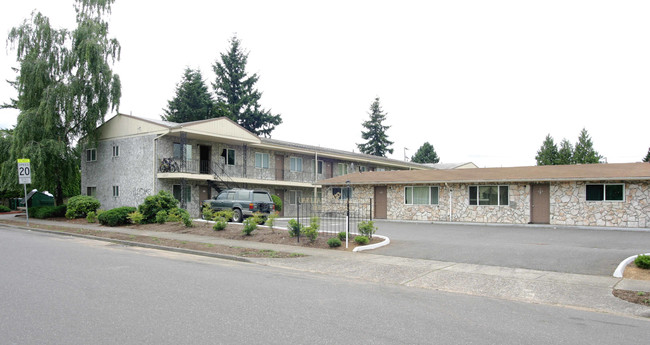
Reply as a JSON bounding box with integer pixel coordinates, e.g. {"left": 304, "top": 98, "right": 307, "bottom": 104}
{"left": 635, "top": 254, "right": 650, "bottom": 269}
{"left": 65, "top": 195, "right": 101, "bottom": 219}
{"left": 29, "top": 205, "right": 67, "bottom": 219}
{"left": 138, "top": 191, "right": 178, "bottom": 224}
{"left": 98, "top": 207, "right": 137, "bottom": 227}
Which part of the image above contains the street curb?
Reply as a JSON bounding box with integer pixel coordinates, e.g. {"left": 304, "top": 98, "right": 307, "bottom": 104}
{"left": 1, "top": 223, "right": 252, "bottom": 263}
{"left": 614, "top": 253, "right": 650, "bottom": 278}
{"left": 353, "top": 235, "right": 390, "bottom": 252}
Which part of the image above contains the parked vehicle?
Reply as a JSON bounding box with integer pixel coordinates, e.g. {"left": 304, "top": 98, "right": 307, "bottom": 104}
{"left": 202, "top": 189, "right": 275, "bottom": 222}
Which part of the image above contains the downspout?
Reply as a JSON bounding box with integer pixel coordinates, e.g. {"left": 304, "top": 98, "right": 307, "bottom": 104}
{"left": 447, "top": 183, "right": 453, "bottom": 222}
{"left": 153, "top": 132, "right": 167, "bottom": 194}
{"left": 314, "top": 151, "right": 318, "bottom": 201}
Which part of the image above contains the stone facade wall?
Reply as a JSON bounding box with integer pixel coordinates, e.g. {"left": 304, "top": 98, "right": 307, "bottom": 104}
{"left": 551, "top": 181, "right": 650, "bottom": 228}
{"left": 82, "top": 134, "right": 156, "bottom": 210}
{"left": 385, "top": 183, "right": 529, "bottom": 224}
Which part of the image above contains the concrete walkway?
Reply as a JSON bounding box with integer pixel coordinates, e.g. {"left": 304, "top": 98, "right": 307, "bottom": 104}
{"left": 1, "top": 214, "right": 649, "bottom": 318}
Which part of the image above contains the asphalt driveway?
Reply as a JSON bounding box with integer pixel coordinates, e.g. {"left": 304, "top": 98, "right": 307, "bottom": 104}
{"left": 371, "top": 221, "right": 650, "bottom": 276}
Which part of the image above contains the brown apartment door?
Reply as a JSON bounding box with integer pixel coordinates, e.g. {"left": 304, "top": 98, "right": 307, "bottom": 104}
{"left": 530, "top": 183, "right": 550, "bottom": 224}
{"left": 199, "top": 185, "right": 211, "bottom": 216}
{"left": 275, "top": 155, "right": 284, "bottom": 181}
{"left": 374, "top": 186, "right": 387, "bottom": 219}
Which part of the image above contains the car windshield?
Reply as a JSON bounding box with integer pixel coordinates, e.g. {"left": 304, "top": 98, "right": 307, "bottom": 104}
{"left": 253, "top": 192, "right": 271, "bottom": 202}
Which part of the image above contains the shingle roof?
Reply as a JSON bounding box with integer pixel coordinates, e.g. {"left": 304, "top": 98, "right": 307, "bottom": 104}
{"left": 318, "top": 162, "right": 650, "bottom": 185}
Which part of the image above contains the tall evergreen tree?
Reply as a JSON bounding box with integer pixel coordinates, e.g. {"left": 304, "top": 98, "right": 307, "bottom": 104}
{"left": 643, "top": 147, "right": 650, "bottom": 163}
{"left": 557, "top": 139, "right": 574, "bottom": 165}
{"left": 1, "top": 0, "right": 121, "bottom": 204}
{"left": 573, "top": 128, "right": 602, "bottom": 164}
{"left": 162, "top": 68, "right": 217, "bottom": 123}
{"left": 535, "top": 134, "right": 559, "bottom": 165}
{"left": 411, "top": 142, "right": 440, "bottom": 164}
{"left": 357, "top": 97, "right": 394, "bottom": 157}
{"left": 212, "top": 35, "right": 281, "bottom": 137}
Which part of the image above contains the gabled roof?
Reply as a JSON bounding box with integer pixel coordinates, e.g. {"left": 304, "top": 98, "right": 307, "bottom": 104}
{"left": 318, "top": 162, "right": 650, "bottom": 185}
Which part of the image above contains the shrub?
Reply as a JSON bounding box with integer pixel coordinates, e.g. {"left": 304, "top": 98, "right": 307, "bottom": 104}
{"left": 215, "top": 210, "right": 234, "bottom": 222}
{"left": 86, "top": 211, "right": 97, "bottom": 223}
{"left": 29, "top": 205, "right": 67, "bottom": 219}
{"left": 265, "top": 212, "right": 279, "bottom": 232}
{"left": 338, "top": 231, "right": 347, "bottom": 241}
{"left": 155, "top": 210, "right": 168, "bottom": 224}
{"left": 213, "top": 217, "right": 227, "bottom": 231}
{"left": 127, "top": 211, "right": 144, "bottom": 225}
{"left": 242, "top": 217, "right": 257, "bottom": 236}
{"left": 251, "top": 212, "right": 266, "bottom": 225}
{"left": 167, "top": 208, "right": 192, "bottom": 227}
{"left": 271, "top": 194, "right": 283, "bottom": 212}
{"left": 202, "top": 203, "right": 215, "bottom": 220}
{"left": 98, "top": 207, "right": 137, "bottom": 227}
{"left": 287, "top": 219, "right": 302, "bottom": 237}
{"left": 635, "top": 254, "right": 650, "bottom": 269}
{"left": 301, "top": 217, "right": 320, "bottom": 242}
{"left": 138, "top": 191, "right": 178, "bottom": 223}
{"left": 0, "top": 205, "right": 11, "bottom": 213}
{"left": 354, "top": 236, "right": 369, "bottom": 245}
{"left": 65, "top": 195, "right": 101, "bottom": 219}
{"left": 358, "top": 221, "right": 377, "bottom": 238}
{"left": 327, "top": 237, "right": 342, "bottom": 248}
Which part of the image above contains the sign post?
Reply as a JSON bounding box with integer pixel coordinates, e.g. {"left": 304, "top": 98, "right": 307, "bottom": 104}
{"left": 17, "top": 159, "right": 31, "bottom": 226}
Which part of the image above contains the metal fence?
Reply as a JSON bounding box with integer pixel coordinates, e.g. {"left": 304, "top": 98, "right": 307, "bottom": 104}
{"left": 292, "top": 199, "right": 373, "bottom": 237}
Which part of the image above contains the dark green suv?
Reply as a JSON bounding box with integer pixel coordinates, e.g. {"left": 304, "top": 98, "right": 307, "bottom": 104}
{"left": 202, "top": 189, "right": 275, "bottom": 222}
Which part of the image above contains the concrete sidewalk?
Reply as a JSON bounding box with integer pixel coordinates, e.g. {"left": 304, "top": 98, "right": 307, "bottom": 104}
{"left": 2, "top": 214, "right": 649, "bottom": 318}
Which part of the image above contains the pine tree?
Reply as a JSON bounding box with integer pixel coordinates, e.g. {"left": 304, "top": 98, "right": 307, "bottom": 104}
{"left": 535, "top": 134, "right": 559, "bottom": 165}
{"left": 357, "top": 97, "right": 394, "bottom": 157}
{"left": 212, "top": 35, "right": 281, "bottom": 137}
{"left": 643, "top": 147, "right": 650, "bottom": 163}
{"left": 411, "top": 142, "right": 440, "bottom": 164}
{"left": 162, "top": 68, "right": 217, "bottom": 123}
{"left": 1, "top": 0, "right": 121, "bottom": 204}
{"left": 557, "top": 139, "right": 574, "bottom": 165}
{"left": 573, "top": 128, "right": 602, "bottom": 164}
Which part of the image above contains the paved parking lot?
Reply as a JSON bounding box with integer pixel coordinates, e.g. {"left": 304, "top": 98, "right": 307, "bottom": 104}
{"left": 370, "top": 221, "right": 650, "bottom": 276}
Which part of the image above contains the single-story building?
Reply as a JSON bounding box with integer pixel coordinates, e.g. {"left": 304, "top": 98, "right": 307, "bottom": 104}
{"left": 318, "top": 162, "right": 650, "bottom": 228}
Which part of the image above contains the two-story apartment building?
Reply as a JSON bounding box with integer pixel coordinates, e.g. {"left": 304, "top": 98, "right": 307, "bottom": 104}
{"left": 81, "top": 114, "right": 430, "bottom": 217}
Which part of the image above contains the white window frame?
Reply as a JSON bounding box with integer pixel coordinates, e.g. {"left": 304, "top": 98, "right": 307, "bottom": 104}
{"left": 86, "top": 148, "right": 96, "bottom": 162}
{"left": 225, "top": 148, "right": 236, "bottom": 166}
{"left": 586, "top": 183, "right": 625, "bottom": 202}
{"left": 173, "top": 143, "right": 192, "bottom": 161}
{"left": 112, "top": 186, "right": 119, "bottom": 197}
{"left": 312, "top": 159, "right": 324, "bottom": 174}
{"left": 112, "top": 145, "right": 119, "bottom": 157}
{"left": 87, "top": 186, "right": 97, "bottom": 197}
{"left": 172, "top": 184, "right": 192, "bottom": 203}
{"left": 290, "top": 157, "right": 303, "bottom": 172}
{"left": 255, "top": 152, "right": 270, "bottom": 169}
{"left": 468, "top": 185, "right": 509, "bottom": 206}
{"left": 338, "top": 163, "right": 348, "bottom": 175}
{"left": 288, "top": 190, "right": 302, "bottom": 205}
{"left": 404, "top": 186, "right": 439, "bottom": 205}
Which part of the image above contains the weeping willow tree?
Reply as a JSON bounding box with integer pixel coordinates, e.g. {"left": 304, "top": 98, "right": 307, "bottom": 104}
{"left": 1, "top": 0, "right": 121, "bottom": 204}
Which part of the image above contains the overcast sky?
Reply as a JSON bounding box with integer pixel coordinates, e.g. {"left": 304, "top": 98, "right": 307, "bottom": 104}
{"left": 2, "top": 0, "right": 649, "bottom": 167}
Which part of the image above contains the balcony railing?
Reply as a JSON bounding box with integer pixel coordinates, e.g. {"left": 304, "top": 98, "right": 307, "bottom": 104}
{"left": 157, "top": 158, "right": 330, "bottom": 184}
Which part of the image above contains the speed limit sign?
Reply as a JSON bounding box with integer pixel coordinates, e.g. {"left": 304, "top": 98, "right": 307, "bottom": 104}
{"left": 17, "top": 159, "right": 31, "bottom": 184}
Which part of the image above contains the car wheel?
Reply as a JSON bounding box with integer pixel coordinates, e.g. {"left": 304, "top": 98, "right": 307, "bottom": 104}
{"left": 232, "top": 209, "right": 243, "bottom": 223}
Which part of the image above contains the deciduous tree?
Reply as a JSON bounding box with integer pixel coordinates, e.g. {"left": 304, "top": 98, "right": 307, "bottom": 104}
{"left": 357, "top": 97, "right": 394, "bottom": 157}
{"left": 411, "top": 142, "right": 440, "bottom": 164}
{"left": 1, "top": 0, "right": 121, "bottom": 204}
{"left": 212, "top": 35, "right": 281, "bottom": 136}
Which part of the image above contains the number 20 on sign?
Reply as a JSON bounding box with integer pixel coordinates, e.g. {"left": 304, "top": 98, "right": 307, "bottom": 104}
{"left": 17, "top": 159, "right": 31, "bottom": 185}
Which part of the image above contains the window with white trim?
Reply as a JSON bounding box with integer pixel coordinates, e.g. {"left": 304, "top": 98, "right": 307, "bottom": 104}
{"left": 173, "top": 143, "right": 192, "bottom": 161}
{"left": 290, "top": 157, "right": 303, "bottom": 172}
{"left": 112, "top": 145, "right": 119, "bottom": 157}
{"left": 469, "top": 185, "right": 509, "bottom": 205}
{"left": 87, "top": 187, "right": 96, "bottom": 197}
{"left": 338, "top": 163, "right": 348, "bottom": 175}
{"left": 586, "top": 184, "right": 624, "bottom": 201}
{"left": 255, "top": 152, "right": 269, "bottom": 169}
{"left": 86, "top": 149, "right": 96, "bottom": 162}
{"left": 405, "top": 186, "right": 439, "bottom": 205}
{"left": 312, "top": 160, "right": 324, "bottom": 174}
{"left": 289, "top": 190, "right": 302, "bottom": 204}
{"left": 112, "top": 186, "right": 119, "bottom": 197}
{"left": 331, "top": 187, "right": 352, "bottom": 200}
{"left": 173, "top": 184, "right": 191, "bottom": 203}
